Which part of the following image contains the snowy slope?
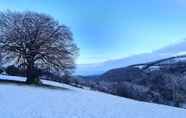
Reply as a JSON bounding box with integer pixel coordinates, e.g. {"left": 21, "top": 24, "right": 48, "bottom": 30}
{"left": 0, "top": 75, "right": 186, "bottom": 118}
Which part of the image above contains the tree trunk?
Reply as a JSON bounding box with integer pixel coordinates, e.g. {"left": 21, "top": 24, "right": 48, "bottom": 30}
{"left": 25, "top": 62, "right": 40, "bottom": 84}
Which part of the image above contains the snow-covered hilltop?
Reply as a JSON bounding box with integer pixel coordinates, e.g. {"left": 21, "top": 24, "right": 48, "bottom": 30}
{"left": 76, "top": 40, "right": 186, "bottom": 76}
{"left": 0, "top": 75, "right": 186, "bottom": 118}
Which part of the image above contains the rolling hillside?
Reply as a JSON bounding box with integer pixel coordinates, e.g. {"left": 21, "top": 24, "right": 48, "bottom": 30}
{"left": 0, "top": 75, "right": 186, "bottom": 118}
{"left": 76, "top": 40, "right": 186, "bottom": 75}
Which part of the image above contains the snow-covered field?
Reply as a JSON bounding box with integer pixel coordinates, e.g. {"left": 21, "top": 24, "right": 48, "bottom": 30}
{"left": 0, "top": 75, "right": 186, "bottom": 118}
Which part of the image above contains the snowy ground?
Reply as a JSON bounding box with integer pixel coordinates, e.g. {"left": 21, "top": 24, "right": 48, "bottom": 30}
{"left": 0, "top": 75, "right": 186, "bottom": 118}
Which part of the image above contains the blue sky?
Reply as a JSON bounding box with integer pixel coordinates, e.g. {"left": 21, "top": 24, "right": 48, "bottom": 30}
{"left": 0, "top": 0, "right": 186, "bottom": 64}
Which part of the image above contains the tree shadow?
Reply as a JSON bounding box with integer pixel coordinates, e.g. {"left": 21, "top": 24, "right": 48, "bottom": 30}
{"left": 0, "top": 79, "right": 68, "bottom": 91}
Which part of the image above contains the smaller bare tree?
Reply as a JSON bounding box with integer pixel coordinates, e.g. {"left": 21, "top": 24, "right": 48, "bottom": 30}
{"left": 167, "top": 74, "right": 182, "bottom": 107}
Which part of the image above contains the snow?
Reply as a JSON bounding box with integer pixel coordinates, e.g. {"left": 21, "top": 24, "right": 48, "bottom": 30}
{"left": 0, "top": 75, "right": 186, "bottom": 118}
{"left": 0, "top": 74, "right": 26, "bottom": 81}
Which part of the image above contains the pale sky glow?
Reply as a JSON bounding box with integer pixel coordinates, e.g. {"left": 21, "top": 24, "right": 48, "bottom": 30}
{"left": 0, "top": 0, "right": 186, "bottom": 64}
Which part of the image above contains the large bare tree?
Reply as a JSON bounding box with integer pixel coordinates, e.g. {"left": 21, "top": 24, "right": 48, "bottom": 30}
{"left": 0, "top": 11, "right": 78, "bottom": 84}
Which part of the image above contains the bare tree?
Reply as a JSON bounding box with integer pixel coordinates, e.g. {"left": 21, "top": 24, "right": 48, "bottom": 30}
{"left": 167, "top": 74, "right": 182, "bottom": 107}
{"left": 0, "top": 11, "right": 78, "bottom": 84}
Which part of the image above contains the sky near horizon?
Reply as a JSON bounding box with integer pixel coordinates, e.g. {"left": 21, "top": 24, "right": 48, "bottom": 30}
{"left": 0, "top": 0, "right": 186, "bottom": 64}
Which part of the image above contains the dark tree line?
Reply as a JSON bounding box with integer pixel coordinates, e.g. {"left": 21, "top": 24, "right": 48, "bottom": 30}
{"left": 0, "top": 11, "right": 78, "bottom": 84}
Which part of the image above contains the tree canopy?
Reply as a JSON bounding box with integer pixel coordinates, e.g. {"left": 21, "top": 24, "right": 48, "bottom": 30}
{"left": 0, "top": 11, "right": 78, "bottom": 84}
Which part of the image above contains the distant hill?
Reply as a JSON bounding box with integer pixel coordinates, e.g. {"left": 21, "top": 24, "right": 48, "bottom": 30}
{"left": 76, "top": 55, "right": 186, "bottom": 108}
{"left": 99, "top": 54, "right": 186, "bottom": 82}
{"left": 76, "top": 40, "right": 186, "bottom": 75}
